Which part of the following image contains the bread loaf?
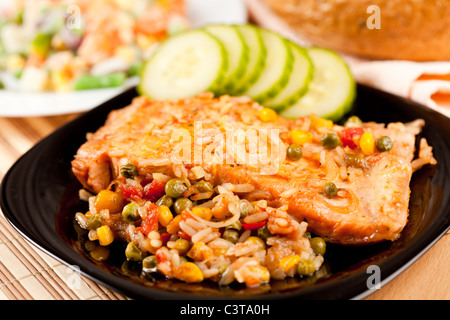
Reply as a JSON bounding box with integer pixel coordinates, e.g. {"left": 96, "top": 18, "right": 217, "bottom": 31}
{"left": 263, "top": 0, "right": 450, "bottom": 61}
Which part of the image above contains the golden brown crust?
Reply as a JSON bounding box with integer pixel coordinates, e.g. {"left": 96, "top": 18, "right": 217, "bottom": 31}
{"left": 263, "top": 0, "right": 450, "bottom": 61}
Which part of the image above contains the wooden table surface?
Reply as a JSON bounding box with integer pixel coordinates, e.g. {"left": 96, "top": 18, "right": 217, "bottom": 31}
{"left": 0, "top": 112, "right": 448, "bottom": 300}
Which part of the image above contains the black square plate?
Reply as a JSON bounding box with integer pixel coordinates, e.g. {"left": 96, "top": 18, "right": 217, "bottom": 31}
{"left": 1, "top": 84, "right": 450, "bottom": 300}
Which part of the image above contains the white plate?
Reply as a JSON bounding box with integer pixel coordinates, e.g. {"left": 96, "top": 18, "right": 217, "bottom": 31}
{"left": 0, "top": 0, "right": 248, "bottom": 117}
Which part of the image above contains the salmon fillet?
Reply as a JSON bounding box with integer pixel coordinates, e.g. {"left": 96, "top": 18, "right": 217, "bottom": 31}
{"left": 71, "top": 93, "right": 435, "bottom": 245}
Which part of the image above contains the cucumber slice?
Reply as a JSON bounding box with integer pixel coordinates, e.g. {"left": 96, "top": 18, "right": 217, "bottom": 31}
{"left": 203, "top": 25, "right": 249, "bottom": 94}
{"left": 233, "top": 25, "right": 266, "bottom": 95}
{"left": 263, "top": 41, "right": 313, "bottom": 111}
{"left": 138, "top": 29, "right": 227, "bottom": 100}
{"left": 243, "top": 29, "right": 294, "bottom": 104}
{"left": 280, "top": 47, "right": 356, "bottom": 121}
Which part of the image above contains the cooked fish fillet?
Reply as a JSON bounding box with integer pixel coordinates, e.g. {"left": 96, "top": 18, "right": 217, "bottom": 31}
{"left": 72, "top": 93, "right": 435, "bottom": 245}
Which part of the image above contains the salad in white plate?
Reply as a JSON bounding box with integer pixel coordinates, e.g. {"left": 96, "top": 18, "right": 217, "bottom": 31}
{"left": 0, "top": 0, "right": 188, "bottom": 93}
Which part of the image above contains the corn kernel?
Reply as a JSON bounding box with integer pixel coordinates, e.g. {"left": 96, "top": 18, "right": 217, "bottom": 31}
{"left": 166, "top": 215, "right": 182, "bottom": 234}
{"left": 97, "top": 225, "right": 114, "bottom": 246}
{"left": 94, "top": 190, "right": 123, "bottom": 214}
{"left": 187, "top": 241, "right": 213, "bottom": 261}
{"left": 114, "top": 45, "right": 136, "bottom": 64}
{"left": 244, "top": 265, "right": 270, "bottom": 286}
{"left": 245, "top": 236, "right": 266, "bottom": 250}
{"left": 310, "top": 115, "right": 333, "bottom": 130}
{"left": 290, "top": 129, "right": 313, "bottom": 145}
{"left": 6, "top": 55, "right": 26, "bottom": 71}
{"left": 279, "top": 255, "right": 301, "bottom": 273}
{"left": 259, "top": 108, "right": 278, "bottom": 122}
{"left": 360, "top": 131, "right": 375, "bottom": 155}
{"left": 158, "top": 205, "right": 173, "bottom": 227}
{"left": 192, "top": 206, "right": 213, "bottom": 221}
{"left": 173, "top": 262, "right": 204, "bottom": 283}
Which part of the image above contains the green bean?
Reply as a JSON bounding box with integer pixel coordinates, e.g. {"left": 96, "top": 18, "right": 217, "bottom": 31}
{"left": 73, "top": 72, "right": 126, "bottom": 90}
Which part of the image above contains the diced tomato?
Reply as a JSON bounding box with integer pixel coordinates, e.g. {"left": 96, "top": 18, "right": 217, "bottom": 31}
{"left": 143, "top": 179, "right": 166, "bottom": 202}
{"left": 160, "top": 233, "right": 171, "bottom": 246}
{"left": 156, "top": 249, "right": 168, "bottom": 263}
{"left": 121, "top": 184, "right": 143, "bottom": 200}
{"left": 177, "top": 230, "right": 192, "bottom": 241}
{"left": 136, "top": 203, "right": 159, "bottom": 236}
{"left": 340, "top": 127, "right": 365, "bottom": 149}
{"left": 242, "top": 220, "right": 267, "bottom": 230}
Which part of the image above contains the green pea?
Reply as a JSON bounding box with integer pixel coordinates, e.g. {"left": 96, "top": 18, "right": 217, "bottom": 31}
{"left": 194, "top": 180, "right": 214, "bottom": 193}
{"left": 125, "top": 242, "right": 143, "bottom": 262}
{"left": 344, "top": 115, "right": 363, "bottom": 128}
{"left": 257, "top": 225, "right": 272, "bottom": 240}
{"left": 320, "top": 132, "right": 341, "bottom": 149}
{"left": 86, "top": 214, "right": 103, "bottom": 230}
{"left": 173, "top": 198, "right": 193, "bottom": 215}
{"left": 165, "top": 178, "right": 188, "bottom": 198}
{"left": 142, "top": 255, "right": 158, "bottom": 272}
{"left": 174, "top": 238, "right": 191, "bottom": 255}
{"left": 310, "top": 237, "right": 326, "bottom": 256}
{"left": 376, "top": 136, "right": 393, "bottom": 152}
{"left": 323, "top": 182, "right": 338, "bottom": 198}
{"left": 155, "top": 195, "right": 173, "bottom": 207}
{"left": 226, "top": 220, "right": 242, "bottom": 231}
{"left": 120, "top": 163, "right": 138, "bottom": 179}
{"left": 223, "top": 229, "right": 239, "bottom": 244}
{"left": 122, "top": 202, "right": 140, "bottom": 222}
{"left": 297, "top": 258, "right": 316, "bottom": 276}
{"left": 344, "top": 153, "right": 366, "bottom": 168}
{"left": 287, "top": 144, "right": 303, "bottom": 161}
{"left": 239, "top": 199, "right": 254, "bottom": 218}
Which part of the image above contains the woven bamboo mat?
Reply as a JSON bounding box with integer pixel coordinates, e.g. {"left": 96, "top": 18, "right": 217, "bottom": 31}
{"left": 0, "top": 114, "right": 128, "bottom": 300}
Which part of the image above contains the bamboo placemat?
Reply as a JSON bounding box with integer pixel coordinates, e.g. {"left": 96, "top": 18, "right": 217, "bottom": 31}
{"left": 0, "top": 114, "right": 128, "bottom": 300}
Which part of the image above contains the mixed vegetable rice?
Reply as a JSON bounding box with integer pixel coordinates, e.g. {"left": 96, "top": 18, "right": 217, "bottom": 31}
{"left": 75, "top": 173, "right": 327, "bottom": 287}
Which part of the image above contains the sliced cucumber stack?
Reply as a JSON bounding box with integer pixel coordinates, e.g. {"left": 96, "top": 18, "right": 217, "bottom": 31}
{"left": 233, "top": 25, "right": 266, "bottom": 95}
{"left": 138, "top": 29, "right": 227, "bottom": 100}
{"left": 203, "top": 25, "right": 249, "bottom": 94}
{"left": 242, "top": 29, "right": 294, "bottom": 104}
{"left": 263, "top": 42, "right": 313, "bottom": 111}
{"left": 280, "top": 47, "right": 356, "bottom": 121}
{"left": 138, "top": 24, "right": 356, "bottom": 122}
